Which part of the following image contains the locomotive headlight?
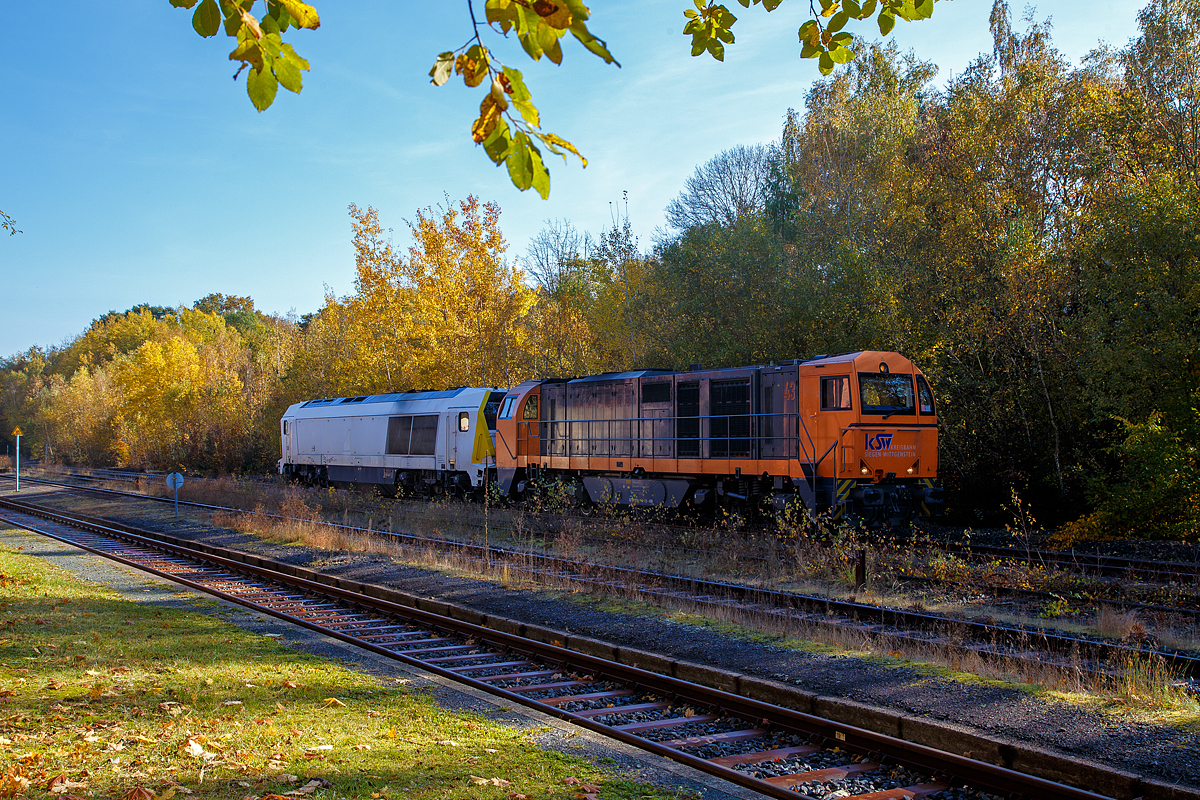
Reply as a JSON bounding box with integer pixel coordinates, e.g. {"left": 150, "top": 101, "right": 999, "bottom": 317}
{"left": 860, "top": 466, "right": 870, "bottom": 475}
{"left": 907, "top": 459, "right": 920, "bottom": 475}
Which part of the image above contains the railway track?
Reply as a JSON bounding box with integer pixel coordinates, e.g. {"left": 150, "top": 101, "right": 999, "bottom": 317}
{"left": 7, "top": 475, "right": 1200, "bottom": 685}
{"left": 35, "top": 467, "right": 1200, "bottom": 584}
{"left": 0, "top": 495, "right": 1135, "bottom": 800}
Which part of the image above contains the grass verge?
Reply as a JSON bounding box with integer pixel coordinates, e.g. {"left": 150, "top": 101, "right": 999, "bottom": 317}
{"left": 0, "top": 541, "right": 689, "bottom": 800}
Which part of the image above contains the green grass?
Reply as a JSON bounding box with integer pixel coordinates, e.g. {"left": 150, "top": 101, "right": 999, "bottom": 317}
{"left": 0, "top": 544, "right": 686, "bottom": 800}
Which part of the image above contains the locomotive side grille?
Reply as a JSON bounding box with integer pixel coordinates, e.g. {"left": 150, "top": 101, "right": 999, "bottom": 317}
{"left": 677, "top": 382, "right": 700, "bottom": 458}
{"left": 710, "top": 379, "right": 751, "bottom": 458}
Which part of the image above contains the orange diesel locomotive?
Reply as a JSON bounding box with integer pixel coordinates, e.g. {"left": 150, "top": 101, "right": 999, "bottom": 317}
{"left": 494, "top": 351, "right": 942, "bottom": 526}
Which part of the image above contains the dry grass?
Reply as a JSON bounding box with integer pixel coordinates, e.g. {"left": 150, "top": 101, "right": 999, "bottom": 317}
{"left": 1096, "top": 605, "right": 1141, "bottom": 639}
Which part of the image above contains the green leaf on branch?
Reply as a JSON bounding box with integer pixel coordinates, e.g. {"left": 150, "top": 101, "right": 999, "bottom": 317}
{"left": 274, "top": 51, "right": 303, "bottom": 92}
{"left": 503, "top": 132, "right": 551, "bottom": 198}
{"left": 878, "top": 9, "right": 895, "bottom": 35}
{"left": 192, "top": 0, "right": 221, "bottom": 37}
{"left": 798, "top": 19, "right": 819, "bottom": 46}
{"left": 483, "top": 120, "right": 513, "bottom": 164}
{"left": 171, "top": 0, "right": 199, "bottom": 8}
{"left": 502, "top": 67, "right": 540, "bottom": 128}
{"left": 247, "top": 64, "right": 279, "bottom": 111}
{"left": 506, "top": 131, "right": 535, "bottom": 191}
{"left": 569, "top": 21, "right": 619, "bottom": 64}
{"left": 529, "top": 142, "right": 550, "bottom": 198}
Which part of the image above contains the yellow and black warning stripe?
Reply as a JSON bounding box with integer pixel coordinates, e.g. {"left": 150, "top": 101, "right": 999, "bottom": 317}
{"left": 832, "top": 479, "right": 856, "bottom": 520}
{"left": 918, "top": 477, "right": 934, "bottom": 516}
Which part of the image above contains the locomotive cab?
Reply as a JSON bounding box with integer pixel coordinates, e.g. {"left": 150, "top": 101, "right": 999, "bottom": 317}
{"left": 800, "top": 351, "right": 942, "bottom": 526}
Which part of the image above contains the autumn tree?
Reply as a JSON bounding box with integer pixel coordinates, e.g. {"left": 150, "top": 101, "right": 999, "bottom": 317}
{"left": 525, "top": 219, "right": 603, "bottom": 378}
{"left": 404, "top": 196, "right": 538, "bottom": 388}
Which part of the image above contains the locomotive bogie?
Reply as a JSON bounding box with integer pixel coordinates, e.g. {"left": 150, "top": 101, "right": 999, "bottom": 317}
{"left": 278, "top": 387, "right": 505, "bottom": 496}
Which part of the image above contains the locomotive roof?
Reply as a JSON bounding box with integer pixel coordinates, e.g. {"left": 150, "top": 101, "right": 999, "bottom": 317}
{"left": 300, "top": 388, "right": 477, "bottom": 408}
{"left": 567, "top": 369, "right": 674, "bottom": 384}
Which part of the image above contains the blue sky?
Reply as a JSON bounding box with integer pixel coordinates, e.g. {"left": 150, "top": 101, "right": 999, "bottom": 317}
{"left": 1, "top": 1, "right": 1146, "bottom": 356}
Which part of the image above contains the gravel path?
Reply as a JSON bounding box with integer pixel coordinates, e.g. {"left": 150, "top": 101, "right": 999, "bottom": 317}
{"left": 14, "top": 488, "right": 1200, "bottom": 791}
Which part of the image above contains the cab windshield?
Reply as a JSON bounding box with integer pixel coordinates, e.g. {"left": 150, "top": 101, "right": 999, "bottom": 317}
{"left": 858, "top": 373, "right": 916, "bottom": 416}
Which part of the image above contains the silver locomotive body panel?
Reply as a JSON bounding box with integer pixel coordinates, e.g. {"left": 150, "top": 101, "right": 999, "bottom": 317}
{"left": 279, "top": 387, "right": 503, "bottom": 489}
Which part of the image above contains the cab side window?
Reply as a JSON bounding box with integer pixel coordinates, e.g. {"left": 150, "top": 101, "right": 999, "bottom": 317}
{"left": 820, "top": 376, "right": 852, "bottom": 410}
{"left": 917, "top": 376, "right": 936, "bottom": 415}
{"left": 522, "top": 396, "right": 539, "bottom": 420}
{"left": 498, "top": 397, "right": 517, "bottom": 419}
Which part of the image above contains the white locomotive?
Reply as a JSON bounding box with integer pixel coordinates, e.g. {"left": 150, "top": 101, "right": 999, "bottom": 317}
{"left": 279, "top": 387, "right": 505, "bottom": 495}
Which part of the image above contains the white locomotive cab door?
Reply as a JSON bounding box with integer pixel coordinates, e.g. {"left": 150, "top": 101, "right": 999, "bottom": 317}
{"left": 453, "top": 410, "right": 473, "bottom": 470}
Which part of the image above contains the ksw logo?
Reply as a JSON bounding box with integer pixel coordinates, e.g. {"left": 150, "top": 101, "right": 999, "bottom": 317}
{"left": 865, "top": 433, "right": 894, "bottom": 451}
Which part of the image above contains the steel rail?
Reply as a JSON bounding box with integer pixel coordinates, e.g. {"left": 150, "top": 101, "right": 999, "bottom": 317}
{"left": 7, "top": 475, "right": 1199, "bottom": 680}
{"left": 0, "top": 496, "right": 1121, "bottom": 800}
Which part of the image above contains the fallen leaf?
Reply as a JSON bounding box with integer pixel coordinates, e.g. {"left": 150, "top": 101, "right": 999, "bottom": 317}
{"left": 353, "top": 744, "right": 371, "bottom": 751}
{"left": 48, "top": 774, "right": 84, "bottom": 794}
{"left": 322, "top": 698, "right": 345, "bottom": 708}
{"left": 437, "top": 740, "right": 459, "bottom": 747}
{"left": 181, "top": 738, "right": 207, "bottom": 758}
{"left": 278, "top": 774, "right": 299, "bottom": 784}
{"left": 281, "top": 681, "right": 300, "bottom": 689}
{"left": 284, "top": 778, "right": 331, "bottom": 797}
{"left": 485, "top": 748, "right": 498, "bottom": 753}
{"left": 221, "top": 700, "right": 243, "bottom": 706}
{"left": 562, "top": 778, "right": 582, "bottom": 786}
{"left": 579, "top": 785, "right": 600, "bottom": 793}
{"left": 0, "top": 764, "right": 32, "bottom": 795}
{"left": 115, "top": 789, "right": 157, "bottom": 800}
{"left": 46, "top": 681, "right": 65, "bottom": 690}
{"left": 308, "top": 745, "right": 333, "bottom": 752}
